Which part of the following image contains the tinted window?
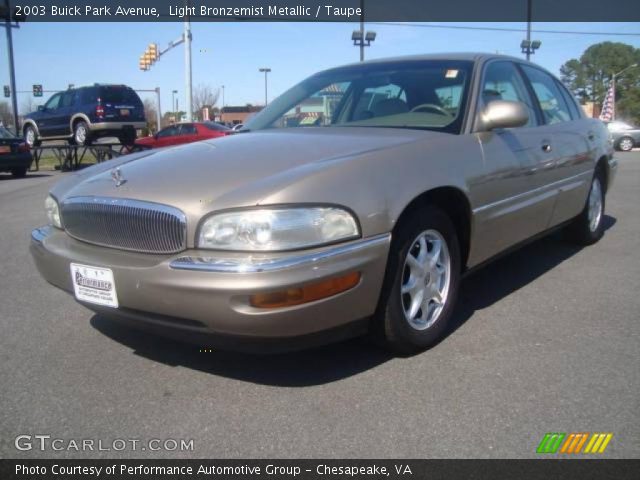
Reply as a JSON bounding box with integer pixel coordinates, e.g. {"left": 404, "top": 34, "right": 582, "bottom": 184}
{"left": 480, "top": 61, "right": 537, "bottom": 127}
{"left": 60, "top": 91, "right": 76, "bottom": 108}
{"left": 80, "top": 88, "right": 98, "bottom": 104}
{"left": 44, "top": 93, "right": 61, "bottom": 110}
{"left": 157, "top": 126, "right": 178, "bottom": 138}
{"left": 520, "top": 65, "right": 572, "bottom": 125}
{"left": 203, "top": 121, "right": 230, "bottom": 131}
{"left": 98, "top": 87, "right": 141, "bottom": 105}
{"left": 179, "top": 124, "right": 197, "bottom": 135}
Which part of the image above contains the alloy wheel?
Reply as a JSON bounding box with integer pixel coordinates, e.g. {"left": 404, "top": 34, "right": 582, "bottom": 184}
{"left": 588, "top": 178, "right": 603, "bottom": 233}
{"left": 619, "top": 138, "right": 634, "bottom": 152}
{"left": 400, "top": 229, "right": 451, "bottom": 330}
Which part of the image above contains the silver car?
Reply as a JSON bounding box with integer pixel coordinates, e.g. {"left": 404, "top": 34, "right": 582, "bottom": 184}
{"left": 31, "top": 53, "right": 615, "bottom": 354}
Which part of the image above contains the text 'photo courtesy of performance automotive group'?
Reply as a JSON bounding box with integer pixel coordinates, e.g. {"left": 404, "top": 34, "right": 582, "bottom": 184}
{"left": 1, "top": 0, "right": 639, "bottom": 478}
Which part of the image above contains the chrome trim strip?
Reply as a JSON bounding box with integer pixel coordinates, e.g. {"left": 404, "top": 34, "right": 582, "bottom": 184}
{"left": 31, "top": 225, "right": 54, "bottom": 244}
{"left": 473, "top": 170, "right": 591, "bottom": 214}
{"left": 169, "top": 233, "right": 391, "bottom": 273}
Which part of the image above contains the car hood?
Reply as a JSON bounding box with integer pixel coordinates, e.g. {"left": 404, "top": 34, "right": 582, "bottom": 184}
{"left": 52, "top": 127, "right": 440, "bottom": 222}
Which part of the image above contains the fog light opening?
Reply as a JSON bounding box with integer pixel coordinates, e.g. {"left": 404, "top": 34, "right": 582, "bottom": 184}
{"left": 250, "top": 271, "right": 361, "bottom": 308}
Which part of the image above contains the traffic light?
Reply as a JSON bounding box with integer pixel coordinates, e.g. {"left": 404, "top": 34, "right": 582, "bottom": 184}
{"left": 139, "top": 55, "right": 149, "bottom": 71}
{"left": 148, "top": 43, "right": 158, "bottom": 62}
{"left": 33, "top": 84, "right": 43, "bottom": 97}
{"left": 3, "top": 85, "right": 9, "bottom": 98}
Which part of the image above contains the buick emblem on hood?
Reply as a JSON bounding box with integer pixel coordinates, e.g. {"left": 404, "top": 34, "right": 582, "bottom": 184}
{"left": 111, "top": 167, "right": 126, "bottom": 187}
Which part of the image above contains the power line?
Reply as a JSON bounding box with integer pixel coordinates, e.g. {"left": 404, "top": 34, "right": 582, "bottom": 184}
{"left": 368, "top": 22, "right": 640, "bottom": 37}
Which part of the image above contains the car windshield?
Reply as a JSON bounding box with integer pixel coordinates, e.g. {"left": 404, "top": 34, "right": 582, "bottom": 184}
{"left": 0, "top": 127, "right": 16, "bottom": 139}
{"left": 607, "top": 121, "right": 633, "bottom": 130}
{"left": 245, "top": 60, "right": 473, "bottom": 134}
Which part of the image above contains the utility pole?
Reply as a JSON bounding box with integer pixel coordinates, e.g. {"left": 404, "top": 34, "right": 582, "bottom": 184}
{"left": 172, "top": 90, "right": 177, "bottom": 115}
{"left": 259, "top": 68, "right": 271, "bottom": 106}
{"left": 155, "top": 87, "right": 162, "bottom": 131}
{"left": 184, "top": 18, "right": 193, "bottom": 121}
{"left": 2, "top": 0, "right": 20, "bottom": 135}
{"left": 359, "top": 0, "right": 364, "bottom": 62}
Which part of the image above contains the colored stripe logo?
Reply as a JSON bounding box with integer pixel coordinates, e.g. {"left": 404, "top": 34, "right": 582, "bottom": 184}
{"left": 537, "top": 433, "right": 613, "bottom": 454}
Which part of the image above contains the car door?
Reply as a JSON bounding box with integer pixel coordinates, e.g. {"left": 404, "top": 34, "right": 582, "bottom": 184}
{"left": 470, "top": 60, "right": 559, "bottom": 262}
{"left": 36, "top": 93, "right": 63, "bottom": 137}
{"left": 154, "top": 125, "right": 179, "bottom": 147}
{"left": 177, "top": 123, "right": 199, "bottom": 144}
{"left": 519, "top": 64, "right": 594, "bottom": 227}
{"left": 53, "top": 90, "right": 77, "bottom": 136}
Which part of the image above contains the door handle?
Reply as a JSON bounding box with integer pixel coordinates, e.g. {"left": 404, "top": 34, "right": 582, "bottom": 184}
{"left": 587, "top": 132, "right": 596, "bottom": 141}
{"left": 541, "top": 143, "right": 552, "bottom": 153}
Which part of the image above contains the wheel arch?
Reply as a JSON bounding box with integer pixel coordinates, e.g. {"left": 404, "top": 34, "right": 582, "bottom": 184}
{"left": 393, "top": 186, "right": 472, "bottom": 270}
{"left": 22, "top": 119, "right": 40, "bottom": 137}
{"left": 70, "top": 113, "right": 91, "bottom": 133}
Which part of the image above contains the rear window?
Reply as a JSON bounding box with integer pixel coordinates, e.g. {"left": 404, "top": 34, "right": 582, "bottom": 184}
{"left": 203, "top": 122, "right": 230, "bottom": 132}
{"left": 98, "top": 87, "right": 141, "bottom": 105}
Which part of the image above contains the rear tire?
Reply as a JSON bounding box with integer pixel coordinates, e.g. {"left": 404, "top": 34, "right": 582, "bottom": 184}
{"left": 11, "top": 167, "right": 27, "bottom": 178}
{"left": 616, "top": 136, "right": 634, "bottom": 152}
{"left": 372, "top": 206, "right": 461, "bottom": 355}
{"left": 566, "top": 169, "right": 606, "bottom": 245}
{"left": 73, "top": 120, "right": 92, "bottom": 146}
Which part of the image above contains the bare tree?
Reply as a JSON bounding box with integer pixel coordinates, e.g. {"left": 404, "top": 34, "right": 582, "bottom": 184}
{"left": 0, "top": 102, "right": 13, "bottom": 128}
{"left": 192, "top": 84, "right": 220, "bottom": 121}
{"left": 21, "top": 96, "right": 36, "bottom": 116}
{"left": 142, "top": 97, "right": 158, "bottom": 132}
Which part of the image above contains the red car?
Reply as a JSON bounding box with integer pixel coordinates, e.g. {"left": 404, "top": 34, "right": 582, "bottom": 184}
{"left": 135, "top": 121, "right": 231, "bottom": 149}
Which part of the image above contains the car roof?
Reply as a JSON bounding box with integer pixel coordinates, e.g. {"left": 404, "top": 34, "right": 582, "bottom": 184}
{"left": 320, "top": 52, "right": 540, "bottom": 74}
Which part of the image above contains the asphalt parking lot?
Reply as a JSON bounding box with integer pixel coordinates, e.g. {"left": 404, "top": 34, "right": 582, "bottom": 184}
{"left": 0, "top": 153, "right": 638, "bottom": 459}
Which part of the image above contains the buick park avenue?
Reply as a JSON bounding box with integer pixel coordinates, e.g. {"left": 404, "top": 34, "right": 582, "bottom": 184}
{"left": 30, "top": 54, "right": 615, "bottom": 354}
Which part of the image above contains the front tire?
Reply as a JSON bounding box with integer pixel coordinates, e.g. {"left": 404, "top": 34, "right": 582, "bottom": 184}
{"left": 566, "top": 170, "right": 606, "bottom": 245}
{"left": 24, "top": 126, "right": 39, "bottom": 147}
{"left": 373, "top": 206, "right": 461, "bottom": 355}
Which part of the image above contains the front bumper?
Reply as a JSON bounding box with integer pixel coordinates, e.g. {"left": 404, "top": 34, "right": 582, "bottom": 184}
{"left": 30, "top": 226, "right": 391, "bottom": 351}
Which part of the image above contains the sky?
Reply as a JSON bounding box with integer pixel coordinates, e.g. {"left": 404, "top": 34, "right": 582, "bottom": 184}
{"left": 1, "top": 22, "right": 639, "bottom": 116}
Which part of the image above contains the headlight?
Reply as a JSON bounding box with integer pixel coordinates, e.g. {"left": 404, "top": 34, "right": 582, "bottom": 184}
{"left": 45, "top": 195, "right": 62, "bottom": 229}
{"left": 198, "top": 207, "right": 359, "bottom": 251}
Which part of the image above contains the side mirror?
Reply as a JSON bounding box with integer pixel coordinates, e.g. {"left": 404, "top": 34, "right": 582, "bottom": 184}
{"left": 478, "top": 100, "right": 529, "bottom": 131}
{"left": 37, "top": 105, "right": 45, "bottom": 112}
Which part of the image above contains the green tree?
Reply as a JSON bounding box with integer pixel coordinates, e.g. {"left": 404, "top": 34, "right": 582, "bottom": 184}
{"left": 560, "top": 42, "right": 640, "bottom": 123}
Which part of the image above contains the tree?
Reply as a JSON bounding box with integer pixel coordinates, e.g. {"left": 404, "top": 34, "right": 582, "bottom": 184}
{"left": 560, "top": 42, "right": 640, "bottom": 123}
{"left": 142, "top": 97, "right": 158, "bottom": 132}
{"left": 0, "top": 101, "right": 13, "bottom": 128}
{"left": 21, "top": 96, "right": 36, "bottom": 116}
{"left": 192, "top": 84, "right": 220, "bottom": 121}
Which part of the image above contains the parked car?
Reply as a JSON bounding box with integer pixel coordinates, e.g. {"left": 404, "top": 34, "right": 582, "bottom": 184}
{"left": 134, "top": 121, "right": 231, "bottom": 149}
{"left": 231, "top": 123, "right": 244, "bottom": 131}
{"left": 606, "top": 120, "right": 640, "bottom": 151}
{"left": 0, "top": 126, "right": 32, "bottom": 178}
{"left": 23, "top": 84, "right": 146, "bottom": 148}
{"left": 31, "top": 53, "right": 615, "bottom": 354}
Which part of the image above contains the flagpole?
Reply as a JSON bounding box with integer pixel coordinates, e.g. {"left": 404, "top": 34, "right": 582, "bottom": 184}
{"left": 612, "top": 73, "right": 616, "bottom": 121}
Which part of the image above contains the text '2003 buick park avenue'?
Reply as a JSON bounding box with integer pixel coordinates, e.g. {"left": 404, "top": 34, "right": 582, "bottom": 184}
{"left": 31, "top": 53, "right": 616, "bottom": 354}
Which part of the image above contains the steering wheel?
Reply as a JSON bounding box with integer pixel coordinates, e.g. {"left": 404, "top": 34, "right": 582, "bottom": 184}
{"left": 409, "top": 103, "right": 453, "bottom": 117}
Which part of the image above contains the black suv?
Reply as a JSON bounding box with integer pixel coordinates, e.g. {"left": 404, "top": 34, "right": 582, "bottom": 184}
{"left": 23, "top": 84, "right": 146, "bottom": 147}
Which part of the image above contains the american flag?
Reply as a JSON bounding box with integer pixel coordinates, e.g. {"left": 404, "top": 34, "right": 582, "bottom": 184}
{"left": 599, "top": 84, "right": 614, "bottom": 121}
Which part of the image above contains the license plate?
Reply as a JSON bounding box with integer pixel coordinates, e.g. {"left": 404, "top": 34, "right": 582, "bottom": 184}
{"left": 120, "top": 109, "right": 130, "bottom": 116}
{"left": 70, "top": 263, "right": 119, "bottom": 308}
{"left": 0, "top": 146, "right": 10, "bottom": 153}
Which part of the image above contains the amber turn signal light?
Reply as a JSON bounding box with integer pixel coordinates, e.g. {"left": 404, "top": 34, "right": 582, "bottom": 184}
{"left": 250, "top": 272, "right": 361, "bottom": 309}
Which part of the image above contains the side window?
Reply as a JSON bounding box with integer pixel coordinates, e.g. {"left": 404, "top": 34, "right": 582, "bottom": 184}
{"left": 520, "top": 65, "right": 572, "bottom": 125}
{"left": 157, "top": 126, "right": 178, "bottom": 138}
{"left": 44, "top": 93, "right": 61, "bottom": 110}
{"left": 481, "top": 62, "right": 537, "bottom": 127}
{"left": 179, "top": 124, "right": 197, "bottom": 135}
{"left": 60, "top": 91, "right": 76, "bottom": 108}
{"left": 555, "top": 80, "right": 582, "bottom": 120}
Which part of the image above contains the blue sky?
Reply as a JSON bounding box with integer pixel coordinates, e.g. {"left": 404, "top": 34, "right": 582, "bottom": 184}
{"left": 1, "top": 22, "right": 639, "bottom": 115}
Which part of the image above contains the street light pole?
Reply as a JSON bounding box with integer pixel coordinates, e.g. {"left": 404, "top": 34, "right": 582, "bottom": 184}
{"left": 525, "top": 0, "right": 532, "bottom": 61}
{"left": 611, "top": 63, "right": 638, "bottom": 121}
{"left": 359, "top": 0, "right": 364, "bottom": 62}
{"left": 184, "top": 18, "right": 193, "bottom": 121}
{"left": 221, "top": 85, "right": 225, "bottom": 123}
{"left": 259, "top": 68, "right": 271, "bottom": 106}
{"left": 3, "top": 0, "right": 20, "bottom": 135}
{"left": 172, "top": 90, "right": 177, "bottom": 114}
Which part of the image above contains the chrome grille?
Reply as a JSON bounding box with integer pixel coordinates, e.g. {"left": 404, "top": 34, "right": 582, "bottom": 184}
{"left": 61, "top": 196, "right": 187, "bottom": 254}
